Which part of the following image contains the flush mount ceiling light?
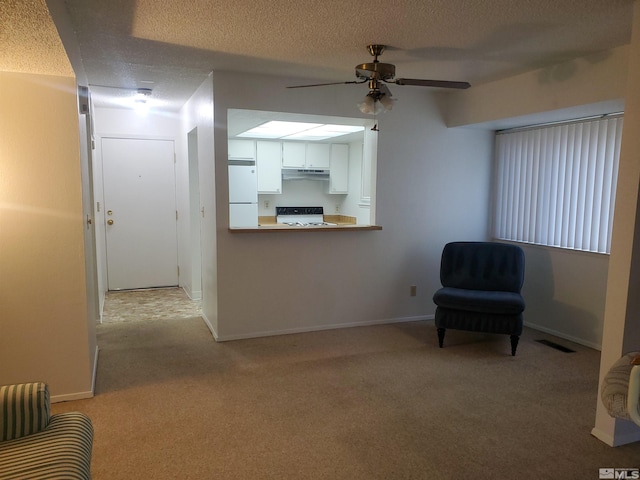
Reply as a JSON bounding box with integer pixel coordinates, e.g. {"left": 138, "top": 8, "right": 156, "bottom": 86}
{"left": 87, "top": 84, "right": 166, "bottom": 113}
{"left": 134, "top": 87, "right": 152, "bottom": 104}
{"left": 133, "top": 88, "right": 152, "bottom": 114}
{"left": 288, "top": 44, "right": 470, "bottom": 115}
{"left": 237, "top": 121, "right": 364, "bottom": 140}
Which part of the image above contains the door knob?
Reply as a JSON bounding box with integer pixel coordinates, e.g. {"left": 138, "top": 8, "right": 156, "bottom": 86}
{"left": 107, "top": 219, "right": 114, "bottom": 225}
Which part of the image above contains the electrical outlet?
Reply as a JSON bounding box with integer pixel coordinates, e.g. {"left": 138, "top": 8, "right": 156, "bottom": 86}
{"left": 265, "top": 200, "right": 270, "bottom": 209}
{"left": 410, "top": 285, "right": 417, "bottom": 297}
{"left": 335, "top": 205, "right": 340, "bottom": 213}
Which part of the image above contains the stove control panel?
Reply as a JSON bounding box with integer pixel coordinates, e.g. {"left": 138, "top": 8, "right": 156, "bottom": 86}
{"left": 275, "top": 206, "right": 324, "bottom": 216}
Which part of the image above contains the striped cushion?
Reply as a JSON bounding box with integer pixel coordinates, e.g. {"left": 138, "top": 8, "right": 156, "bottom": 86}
{"left": 1, "top": 383, "right": 50, "bottom": 442}
{"left": 602, "top": 352, "right": 640, "bottom": 420}
{"left": 0, "top": 412, "right": 93, "bottom": 480}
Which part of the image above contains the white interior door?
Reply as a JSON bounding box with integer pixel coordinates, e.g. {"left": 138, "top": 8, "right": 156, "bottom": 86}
{"left": 102, "top": 137, "right": 178, "bottom": 290}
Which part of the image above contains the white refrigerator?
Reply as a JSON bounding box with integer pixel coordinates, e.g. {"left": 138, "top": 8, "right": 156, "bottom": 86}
{"left": 228, "top": 164, "right": 258, "bottom": 227}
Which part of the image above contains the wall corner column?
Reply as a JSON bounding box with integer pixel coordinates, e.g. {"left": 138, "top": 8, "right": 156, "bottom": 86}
{"left": 593, "top": 0, "right": 640, "bottom": 447}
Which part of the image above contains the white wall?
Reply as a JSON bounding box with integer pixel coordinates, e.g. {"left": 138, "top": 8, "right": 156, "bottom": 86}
{"left": 518, "top": 244, "right": 609, "bottom": 349}
{"left": 444, "top": 44, "right": 628, "bottom": 128}
{"left": 209, "top": 71, "right": 493, "bottom": 340}
{"left": 94, "top": 108, "right": 180, "bottom": 138}
{"left": 0, "top": 71, "right": 94, "bottom": 400}
{"left": 178, "top": 74, "right": 218, "bottom": 332}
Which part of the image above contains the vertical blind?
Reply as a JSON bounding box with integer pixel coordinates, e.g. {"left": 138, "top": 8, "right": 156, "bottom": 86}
{"left": 494, "top": 115, "right": 624, "bottom": 254}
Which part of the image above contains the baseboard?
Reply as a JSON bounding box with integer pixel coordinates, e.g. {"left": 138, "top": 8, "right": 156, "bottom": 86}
{"left": 91, "top": 346, "right": 99, "bottom": 396}
{"left": 50, "top": 346, "right": 99, "bottom": 404}
{"left": 591, "top": 427, "right": 640, "bottom": 447}
{"left": 200, "top": 312, "right": 219, "bottom": 341}
{"left": 50, "top": 389, "right": 94, "bottom": 403}
{"left": 99, "top": 289, "right": 106, "bottom": 324}
{"left": 182, "top": 285, "right": 202, "bottom": 301}
{"left": 215, "top": 315, "right": 433, "bottom": 342}
{"left": 524, "top": 322, "right": 601, "bottom": 351}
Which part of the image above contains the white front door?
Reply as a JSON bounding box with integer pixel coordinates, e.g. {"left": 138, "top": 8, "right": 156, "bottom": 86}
{"left": 102, "top": 137, "right": 178, "bottom": 290}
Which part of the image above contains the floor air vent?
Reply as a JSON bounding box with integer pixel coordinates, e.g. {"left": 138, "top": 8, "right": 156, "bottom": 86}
{"left": 535, "top": 339, "right": 576, "bottom": 353}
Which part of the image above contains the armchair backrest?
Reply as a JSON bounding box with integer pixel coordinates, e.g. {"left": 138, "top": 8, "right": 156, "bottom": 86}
{"left": 440, "top": 242, "right": 525, "bottom": 293}
{"left": 0, "top": 382, "right": 50, "bottom": 442}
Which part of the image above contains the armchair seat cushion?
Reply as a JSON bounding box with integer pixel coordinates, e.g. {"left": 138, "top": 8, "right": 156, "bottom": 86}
{"left": 433, "top": 287, "right": 525, "bottom": 314}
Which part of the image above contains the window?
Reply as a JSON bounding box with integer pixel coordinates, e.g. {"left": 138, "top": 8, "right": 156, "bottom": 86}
{"left": 494, "top": 115, "right": 623, "bottom": 254}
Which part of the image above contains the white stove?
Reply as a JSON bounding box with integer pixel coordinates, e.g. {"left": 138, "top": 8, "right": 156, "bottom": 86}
{"left": 276, "top": 207, "right": 337, "bottom": 227}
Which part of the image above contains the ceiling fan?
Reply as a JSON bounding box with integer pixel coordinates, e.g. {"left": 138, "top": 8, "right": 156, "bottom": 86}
{"left": 287, "top": 44, "right": 470, "bottom": 114}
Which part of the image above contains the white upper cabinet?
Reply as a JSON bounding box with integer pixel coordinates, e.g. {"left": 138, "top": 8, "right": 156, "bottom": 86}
{"left": 328, "top": 144, "right": 349, "bottom": 194}
{"left": 282, "top": 142, "right": 307, "bottom": 168}
{"left": 282, "top": 142, "right": 334, "bottom": 169}
{"left": 305, "top": 143, "right": 331, "bottom": 169}
{"left": 256, "top": 141, "right": 282, "bottom": 194}
{"left": 228, "top": 139, "right": 256, "bottom": 160}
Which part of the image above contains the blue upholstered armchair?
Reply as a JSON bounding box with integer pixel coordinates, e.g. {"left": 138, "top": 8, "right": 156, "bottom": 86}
{"left": 432, "top": 241, "right": 526, "bottom": 356}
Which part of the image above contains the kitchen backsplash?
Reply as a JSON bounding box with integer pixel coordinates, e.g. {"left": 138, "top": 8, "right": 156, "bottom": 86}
{"left": 258, "top": 178, "right": 345, "bottom": 216}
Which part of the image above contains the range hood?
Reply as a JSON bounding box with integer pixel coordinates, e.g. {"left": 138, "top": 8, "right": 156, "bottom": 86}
{"left": 282, "top": 168, "right": 329, "bottom": 181}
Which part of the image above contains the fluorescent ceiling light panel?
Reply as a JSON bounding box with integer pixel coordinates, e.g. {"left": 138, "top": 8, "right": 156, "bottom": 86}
{"left": 284, "top": 124, "right": 364, "bottom": 140}
{"left": 237, "top": 121, "right": 322, "bottom": 138}
{"left": 237, "top": 122, "right": 365, "bottom": 140}
{"left": 284, "top": 133, "right": 332, "bottom": 141}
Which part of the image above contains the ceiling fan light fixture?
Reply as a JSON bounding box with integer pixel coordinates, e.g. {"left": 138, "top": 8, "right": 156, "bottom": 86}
{"left": 378, "top": 93, "right": 396, "bottom": 111}
{"left": 357, "top": 94, "right": 376, "bottom": 115}
{"left": 287, "top": 45, "right": 470, "bottom": 114}
{"left": 358, "top": 91, "right": 394, "bottom": 115}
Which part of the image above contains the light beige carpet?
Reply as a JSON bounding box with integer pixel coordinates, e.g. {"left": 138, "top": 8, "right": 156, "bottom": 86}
{"left": 53, "top": 309, "right": 640, "bottom": 479}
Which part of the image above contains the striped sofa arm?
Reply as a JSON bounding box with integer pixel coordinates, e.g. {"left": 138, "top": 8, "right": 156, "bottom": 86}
{"left": 0, "top": 383, "right": 93, "bottom": 480}
{"left": 1, "top": 383, "right": 50, "bottom": 442}
{"left": 0, "top": 411, "right": 93, "bottom": 480}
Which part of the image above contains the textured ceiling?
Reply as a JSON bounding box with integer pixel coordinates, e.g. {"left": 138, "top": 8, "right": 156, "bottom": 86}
{"left": 10, "top": 0, "right": 636, "bottom": 111}
{"left": 0, "top": 0, "right": 73, "bottom": 77}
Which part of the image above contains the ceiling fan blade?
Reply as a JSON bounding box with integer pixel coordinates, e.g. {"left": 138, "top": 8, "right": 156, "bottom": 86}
{"left": 287, "top": 80, "right": 367, "bottom": 89}
{"left": 394, "top": 78, "right": 471, "bottom": 89}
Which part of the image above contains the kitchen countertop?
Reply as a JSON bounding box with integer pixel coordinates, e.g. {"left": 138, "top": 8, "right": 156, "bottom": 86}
{"left": 259, "top": 214, "right": 356, "bottom": 226}
{"left": 229, "top": 215, "right": 382, "bottom": 233}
